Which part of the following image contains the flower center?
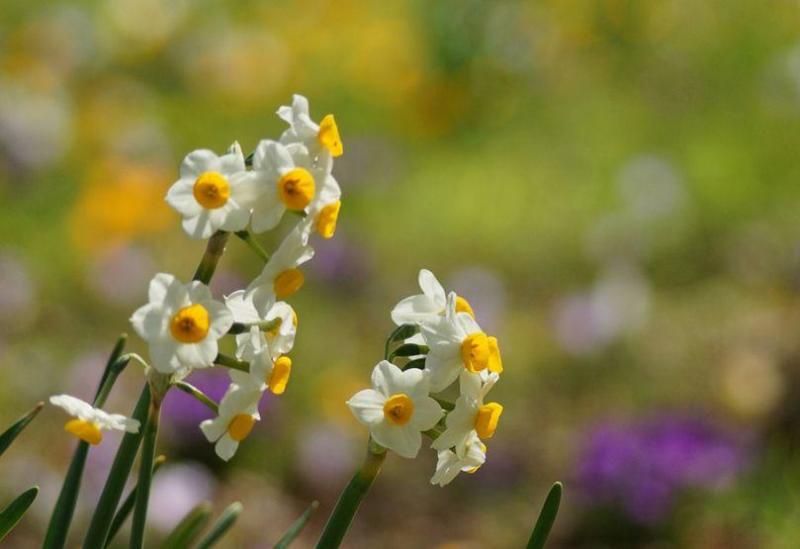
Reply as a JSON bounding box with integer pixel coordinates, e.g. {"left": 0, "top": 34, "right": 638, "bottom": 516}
{"left": 268, "top": 356, "right": 292, "bottom": 395}
{"left": 193, "top": 171, "right": 230, "bottom": 209}
{"left": 474, "top": 403, "right": 503, "bottom": 439}
{"left": 316, "top": 200, "right": 341, "bottom": 239}
{"left": 318, "top": 114, "right": 343, "bottom": 157}
{"left": 170, "top": 304, "right": 210, "bottom": 343}
{"left": 277, "top": 168, "right": 315, "bottom": 210}
{"left": 227, "top": 414, "right": 255, "bottom": 442}
{"left": 487, "top": 336, "right": 503, "bottom": 373}
{"left": 460, "top": 332, "right": 490, "bottom": 373}
{"left": 273, "top": 268, "right": 305, "bottom": 299}
{"left": 383, "top": 393, "right": 414, "bottom": 426}
{"left": 64, "top": 419, "right": 103, "bottom": 445}
{"left": 455, "top": 296, "right": 475, "bottom": 318}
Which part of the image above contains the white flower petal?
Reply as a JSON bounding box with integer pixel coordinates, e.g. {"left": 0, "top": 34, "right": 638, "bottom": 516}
{"left": 371, "top": 423, "right": 421, "bottom": 459}
{"left": 180, "top": 149, "right": 220, "bottom": 178}
{"left": 214, "top": 435, "right": 239, "bottom": 461}
{"left": 347, "top": 389, "right": 386, "bottom": 426}
{"left": 165, "top": 179, "right": 202, "bottom": 218}
{"left": 409, "top": 396, "right": 442, "bottom": 431}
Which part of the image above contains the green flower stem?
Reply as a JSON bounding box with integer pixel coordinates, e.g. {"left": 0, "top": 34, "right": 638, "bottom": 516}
{"left": 234, "top": 230, "right": 270, "bottom": 262}
{"left": 215, "top": 353, "right": 249, "bottom": 372}
{"left": 82, "top": 386, "right": 151, "bottom": 549}
{"left": 174, "top": 381, "right": 219, "bottom": 413}
{"left": 228, "top": 319, "right": 280, "bottom": 335}
{"left": 44, "top": 336, "right": 131, "bottom": 549}
{"left": 193, "top": 231, "right": 230, "bottom": 284}
{"left": 316, "top": 441, "right": 387, "bottom": 548}
{"left": 129, "top": 395, "right": 161, "bottom": 549}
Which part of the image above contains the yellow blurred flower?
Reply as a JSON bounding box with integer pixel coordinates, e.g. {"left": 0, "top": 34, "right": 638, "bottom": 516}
{"left": 69, "top": 159, "right": 171, "bottom": 255}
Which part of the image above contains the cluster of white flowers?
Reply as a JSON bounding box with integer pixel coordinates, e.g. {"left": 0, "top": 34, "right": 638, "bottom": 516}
{"left": 347, "top": 269, "right": 504, "bottom": 486}
{"left": 51, "top": 95, "right": 343, "bottom": 461}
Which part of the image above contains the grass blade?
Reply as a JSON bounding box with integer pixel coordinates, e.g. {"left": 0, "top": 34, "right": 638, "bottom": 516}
{"left": 526, "top": 482, "right": 563, "bottom": 549}
{"left": 103, "top": 455, "right": 166, "bottom": 547}
{"left": 162, "top": 502, "right": 213, "bottom": 549}
{"left": 274, "top": 501, "right": 318, "bottom": 549}
{"left": 196, "top": 502, "right": 243, "bottom": 549}
{"left": 82, "top": 385, "right": 150, "bottom": 548}
{"left": 0, "top": 486, "right": 38, "bottom": 541}
{"left": 0, "top": 402, "right": 43, "bottom": 458}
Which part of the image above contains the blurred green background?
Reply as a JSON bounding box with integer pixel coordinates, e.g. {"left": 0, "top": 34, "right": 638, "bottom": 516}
{"left": 2, "top": 0, "right": 800, "bottom": 547}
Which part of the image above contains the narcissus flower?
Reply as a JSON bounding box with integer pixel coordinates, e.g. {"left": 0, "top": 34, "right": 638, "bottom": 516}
{"left": 131, "top": 273, "right": 234, "bottom": 375}
{"left": 245, "top": 140, "right": 322, "bottom": 233}
{"left": 165, "top": 143, "right": 253, "bottom": 239}
{"left": 277, "top": 94, "right": 343, "bottom": 159}
{"left": 225, "top": 290, "right": 297, "bottom": 357}
{"left": 245, "top": 221, "right": 315, "bottom": 315}
{"left": 430, "top": 432, "right": 487, "bottom": 487}
{"left": 49, "top": 394, "right": 140, "bottom": 445}
{"left": 391, "top": 269, "right": 475, "bottom": 327}
{"left": 347, "top": 361, "right": 443, "bottom": 458}
{"left": 228, "top": 328, "right": 294, "bottom": 396}
{"left": 306, "top": 164, "right": 342, "bottom": 240}
{"left": 421, "top": 294, "right": 503, "bottom": 392}
{"left": 200, "top": 384, "right": 261, "bottom": 461}
{"left": 432, "top": 371, "right": 502, "bottom": 457}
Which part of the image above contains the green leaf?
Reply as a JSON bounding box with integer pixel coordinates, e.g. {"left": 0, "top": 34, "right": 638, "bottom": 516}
{"left": 402, "top": 358, "right": 426, "bottom": 370}
{"left": 44, "top": 336, "right": 131, "bottom": 549}
{"left": 0, "top": 486, "right": 38, "bottom": 541}
{"left": 195, "top": 501, "right": 243, "bottom": 549}
{"left": 274, "top": 500, "right": 318, "bottom": 549}
{"left": 104, "top": 455, "right": 166, "bottom": 548}
{"left": 129, "top": 396, "right": 161, "bottom": 549}
{"left": 82, "top": 385, "right": 151, "bottom": 549}
{"left": 162, "top": 502, "right": 213, "bottom": 549}
{"left": 526, "top": 482, "right": 562, "bottom": 549}
{"left": 384, "top": 324, "right": 419, "bottom": 359}
{"left": 0, "top": 402, "right": 43, "bottom": 458}
{"left": 388, "top": 343, "right": 428, "bottom": 361}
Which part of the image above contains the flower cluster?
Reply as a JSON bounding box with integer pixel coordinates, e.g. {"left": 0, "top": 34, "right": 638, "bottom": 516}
{"left": 347, "top": 269, "right": 504, "bottom": 486}
{"left": 51, "top": 95, "right": 343, "bottom": 461}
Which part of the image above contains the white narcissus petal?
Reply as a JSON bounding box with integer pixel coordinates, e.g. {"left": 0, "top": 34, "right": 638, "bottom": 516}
{"left": 50, "top": 395, "right": 95, "bottom": 420}
{"left": 418, "top": 269, "right": 445, "bottom": 304}
{"left": 224, "top": 290, "right": 260, "bottom": 324}
{"left": 148, "top": 273, "right": 177, "bottom": 303}
{"left": 165, "top": 180, "right": 202, "bottom": 218}
{"left": 182, "top": 210, "right": 215, "bottom": 240}
{"left": 370, "top": 361, "right": 397, "bottom": 397}
{"left": 205, "top": 301, "right": 234, "bottom": 339}
{"left": 251, "top": 201, "right": 284, "bottom": 234}
{"left": 409, "top": 396, "right": 443, "bottom": 431}
{"left": 180, "top": 149, "right": 220, "bottom": 178}
{"left": 456, "top": 312, "right": 482, "bottom": 336}
{"left": 215, "top": 436, "right": 239, "bottom": 461}
{"left": 346, "top": 389, "right": 386, "bottom": 426}
{"left": 424, "top": 353, "right": 461, "bottom": 393}
{"left": 371, "top": 423, "right": 421, "bottom": 459}
{"left": 175, "top": 339, "right": 217, "bottom": 370}
{"left": 431, "top": 450, "right": 463, "bottom": 487}
{"left": 391, "top": 295, "right": 441, "bottom": 326}
{"left": 200, "top": 418, "right": 226, "bottom": 442}
{"left": 130, "top": 304, "right": 165, "bottom": 341}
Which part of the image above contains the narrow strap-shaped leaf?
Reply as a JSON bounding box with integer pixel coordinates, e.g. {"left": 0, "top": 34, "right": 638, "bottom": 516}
{"left": 0, "top": 486, "right": 38, "bottom": 541}
{"left": 161, "top": 502, "right": 213, "bottom": 549}
{"left": 129, "top": 396, "right": 161, "bottom": 549}
{"left": 388, "top": 343, "right": 428, "bottom": 361}
{"left": 384, "top": 324, "right": 419, "bottom": 359}
{"left": 402, "top": 358, "right": 426, "bottom": 371}
{"left": 0, "top": 402, "right": 43, "bottom": 457}
{"left": 174, "top": 381, "right": 219, "bottom": 413}
{"left": 93, "top": 334, "right": 127, "bottom": 402}
{"left": 82, "top": 385, "right": 151, "bottom": 548}
{"left": 195, "top": 502, "right": 243, "bottom": 549}
{"left": 44, "top": 337, "right": 131, "bottom": 549}
{"left": 103, "top": 455, "right": 166, "bottom": 548}
{"left": 274, "top": 501, "right": 318, "bottom": 549}
{"left": 526, "top": 482, "right": 563, "bottom": 549}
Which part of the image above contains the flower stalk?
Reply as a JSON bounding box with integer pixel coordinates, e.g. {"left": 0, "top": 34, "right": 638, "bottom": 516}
{"left": 316, "top": 440, "right": 386, "bottom": 548}
{"left": 129, "top": 394, "right": 161, "bottom": 549}
{"left": 193, "top": 230, "right": 230, "bottom": 284}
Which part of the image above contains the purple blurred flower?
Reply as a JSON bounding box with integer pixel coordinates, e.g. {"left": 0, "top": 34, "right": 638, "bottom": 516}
{"left": 161, "top": 369, "right": 232, "bottom": 442}
{"left": 88, "top": 244, "right": 155, "bottom": 307}
{"left": 308, "top": 231, "right": 371, "bottom": 289}
{"left": 576, "top": 415, "right": 750, "bottom": 524}
{"left": 149, "top": 462, "right": 216, "bottom": 531}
